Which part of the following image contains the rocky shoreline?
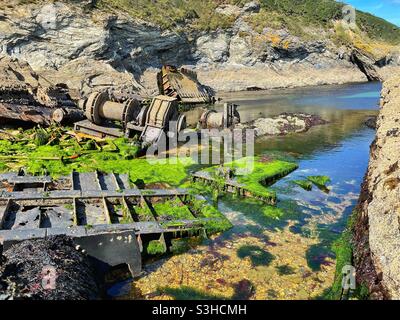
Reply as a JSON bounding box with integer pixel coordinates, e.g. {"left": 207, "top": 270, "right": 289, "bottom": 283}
{"left": 353, "top": 75, "right": 400, "bottom": 299}
{"left": 237, "top": 112, "right": 328, "bottom": 137}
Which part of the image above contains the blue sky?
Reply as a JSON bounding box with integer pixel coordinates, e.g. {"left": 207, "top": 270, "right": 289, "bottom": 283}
{"left": 344, "top": 0, "right": 400, "bottom": 26}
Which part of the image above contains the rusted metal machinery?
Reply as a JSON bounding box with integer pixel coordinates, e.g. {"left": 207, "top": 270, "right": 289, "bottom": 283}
{"left": 79, "top": 91, "right": 142, "bottom": 128}
{"left": 199, "top": 103, "right": 240, "bottom": 129}
{"left": 138, "top": 95, "right": 186, "bottom": 145}
{"left": 157, "top": 65, "right": 215, "bottom": 104}
{"left": 74, "top": 92, "right": 186, "bottom": 145}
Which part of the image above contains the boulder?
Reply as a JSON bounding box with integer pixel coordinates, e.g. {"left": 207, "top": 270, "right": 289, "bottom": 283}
{"left": 239, "top": 112, "right": 328, "bottom": 137}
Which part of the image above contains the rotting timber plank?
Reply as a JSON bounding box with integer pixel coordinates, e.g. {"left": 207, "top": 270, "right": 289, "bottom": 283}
{"left": 0, "top": 199, "right": 11, "bottom": 229}
{"left": 0, "top": 103, "right": 52, "bottom": 125}
{"left": 122, "top": 196, "right": 134, "bottom": 224}
{"left": 102, "top": 197, "right": 112, "bottom": 225}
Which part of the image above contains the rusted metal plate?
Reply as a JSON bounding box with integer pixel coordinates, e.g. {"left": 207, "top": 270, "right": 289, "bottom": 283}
{"left": 74, "top": 119, "right": 125, "bottom": 139}
{"left": 157, "top": 65, "right": 213, "bottom": 104}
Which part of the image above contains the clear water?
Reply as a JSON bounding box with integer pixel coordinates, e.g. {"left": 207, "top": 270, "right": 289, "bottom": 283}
{"left": 219, "top": 81, "right": 380, "bottom": 272}
{"left": 120, "top": 81, "right": 381, "bottom": 300}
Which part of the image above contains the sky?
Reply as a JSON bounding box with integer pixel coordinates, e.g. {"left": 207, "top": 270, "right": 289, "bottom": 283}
{"left": 344, "top": 0, "right": 400, "bottom": 26}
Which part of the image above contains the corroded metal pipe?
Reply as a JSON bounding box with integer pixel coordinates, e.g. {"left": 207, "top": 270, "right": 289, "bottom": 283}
{"left": 199, "top": 103, "right": 240, "bottom": 129}
{"left": 80, "top": 91, "right": 141, "bottom": 127}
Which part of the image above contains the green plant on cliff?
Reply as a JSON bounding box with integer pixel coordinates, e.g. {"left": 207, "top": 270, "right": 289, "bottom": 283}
{"left": 356, "top": 11, "right": 400, "bottom": 45}
{"left": 94, "top": 0, "right": 400, "bottom": 45}
{"left": 325, "top": 211, "right": 370, "bottom": 300}
{"left": 259, "top": 0, "right": 400, "bottom": 44}
{"left": 13, "top": 0, "right": 400, "bottom": 45}
{"left": 97, "top": 0, "right": 238, "bottom": 31}
{"left": 260, "top": 0, "right": 343, "bottom": 26}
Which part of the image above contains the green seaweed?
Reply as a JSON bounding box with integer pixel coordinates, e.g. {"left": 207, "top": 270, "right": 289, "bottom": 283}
{"left": 152, "top": 197, "right": 194, "bottom": 220}
{"left": 262, "top": 206, "right": 284, "bottom": 220}
{"left": 34, "top": 127, "right": 51, "bottom": 146}
{"left": 307, "top": 175, "right": 331, "bottom": 192}
{"left": 64, "top": 204, "right": 74, "bottom": 211}
{"left": 237, "top": 245, "right": 275, "bottom": 267}
{"left": 190, "top": 197, "right": 232, "bottom": 235}
{"left": 202, "top": 157, "right": 298, "bottom": 203}
{"left": 135, "top": 203, "right": 154, "bottom": 221}
{"left": 276, "top": 264, "right": 296, "bottom": 275}
{"left": 0, "top": 129, "right": 193, "bottom": 186}
{"left": 324, "top": 211, "right": 369, "bottom": 300}
{"left": 292, "top": 179, "right": 313, "bottom": 191}
{"left": 147, "top": 240, "right": 167, "bottom": 255}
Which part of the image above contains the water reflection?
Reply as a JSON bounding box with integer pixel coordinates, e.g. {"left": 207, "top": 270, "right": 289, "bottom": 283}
{"left": 127, "top": 82, "right": 380, "bottom": 300}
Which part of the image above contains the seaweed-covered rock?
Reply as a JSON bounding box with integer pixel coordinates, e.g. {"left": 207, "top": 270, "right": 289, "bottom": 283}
{"left": 239, "top": 112, "right": 328, "bottom": 137}
{"left": 0, "top": 236, "right": 100, "bottom": 300}
{"left": 364, "top": 116, "right": 377, "bottom": 129}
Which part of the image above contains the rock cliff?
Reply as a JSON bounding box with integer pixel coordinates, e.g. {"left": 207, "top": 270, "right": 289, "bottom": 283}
{"left": 353, "top": 75, "right": 400, "bottom": 299}
{"left": 1, "top": 1, "right": 399, "bottom": 97}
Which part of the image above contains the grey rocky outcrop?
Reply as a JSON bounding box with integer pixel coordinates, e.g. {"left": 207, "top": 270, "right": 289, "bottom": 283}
{"left": 237, "top": 112, "right": 328, "bottom": 136}
{"left": 364, "top": 116, "right": 377, "bottom": 129}
{"left": 353, "top": 75, "right": 400, "bottom": 299}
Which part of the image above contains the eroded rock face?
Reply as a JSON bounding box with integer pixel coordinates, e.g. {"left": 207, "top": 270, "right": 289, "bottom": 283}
{"left": 354, "top": 76, "right": 400, "bottom": 299}
{"left": 0, "top": 54, "right": 73, "bottom": 106}
{"left": 0, "top": 1, "right": 372, "bottom": 94}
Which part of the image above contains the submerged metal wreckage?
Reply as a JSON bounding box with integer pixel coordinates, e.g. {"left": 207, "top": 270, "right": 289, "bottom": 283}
{"left": 0, "top": 171, "right": 226, "bottom": 276}
{"left": 0, "top": 58, "right": 242, "bottom": 280}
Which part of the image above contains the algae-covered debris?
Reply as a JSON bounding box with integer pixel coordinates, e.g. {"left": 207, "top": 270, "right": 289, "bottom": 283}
{"left": 233, "top": 158, "right": 298, "bottom": 200}
{"left": 152, "top": 197, "right": 194, "bottom": 221}
{"left": 198, "top": 156, "right": 298, "bottom": 203}
{"left": 291, "top": 176, "right": 330, "bottom": 192}
{"left": 186, "top": 196, "right": 233, "bottom": 235}
{"left": 134, "top": 202, "right": 156, "bottom": 222}
{"left": 307, "top": 175, "right": 331, "bottom": 190}
{"left": 292, "top": 179, "right": 313, "bottom": 191}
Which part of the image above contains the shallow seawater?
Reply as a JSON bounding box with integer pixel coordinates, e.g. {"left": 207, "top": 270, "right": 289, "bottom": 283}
{"left": 121, "top": 82, "right": 380, "bottom": 300}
